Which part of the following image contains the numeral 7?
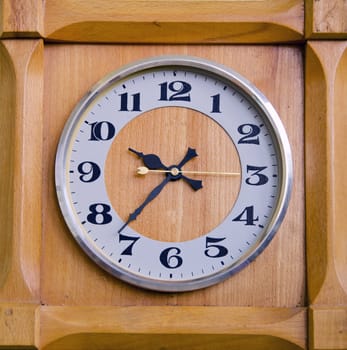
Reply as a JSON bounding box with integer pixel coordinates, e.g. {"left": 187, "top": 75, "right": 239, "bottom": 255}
{"left": 119, "top": 234, "right": 140, "bottom": 255}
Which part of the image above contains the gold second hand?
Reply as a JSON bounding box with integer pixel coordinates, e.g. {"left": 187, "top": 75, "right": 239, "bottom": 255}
{"left": 137, "top": 166, "right": 240, "bottom": 176}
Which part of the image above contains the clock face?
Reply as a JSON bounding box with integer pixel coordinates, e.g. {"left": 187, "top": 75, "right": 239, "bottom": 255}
{"left": 55, "top": 56, "right": 292, "bottom": 292}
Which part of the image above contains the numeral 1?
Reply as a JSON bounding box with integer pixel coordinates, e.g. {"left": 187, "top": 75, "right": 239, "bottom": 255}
{"left": 210, "top": 94, "right": 221, "bottom": 113}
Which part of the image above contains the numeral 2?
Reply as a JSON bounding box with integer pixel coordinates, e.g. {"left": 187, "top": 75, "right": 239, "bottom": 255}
{"left": 237, "top": 124, "right": 260, "bottom": 144}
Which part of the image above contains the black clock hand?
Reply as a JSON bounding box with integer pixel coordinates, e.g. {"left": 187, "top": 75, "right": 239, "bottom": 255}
{"left": 129, "top": 147, "right": 202, "bottom": 190}
{"left": 176, "top": 148, "right": 202, "bottom": 190}
{"left": 119, "top": 147, "right": 203, "bottom": 233}
{"left": 128, "top": 148, "right": 168, "bottom": 170}
{"left": 118, "top": 176, "right": 171, "bottom": 233}
{"left": 178, "top": 147, "right": 198, "bottom": 168}
{"left": 181, "top": 175, "right": 203, "bottom": 191}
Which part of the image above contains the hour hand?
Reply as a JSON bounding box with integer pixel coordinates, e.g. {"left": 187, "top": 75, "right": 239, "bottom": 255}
{"left": 128, "top": 148, "right": 168, "bottom": 170}
{"left": 178, "top": 147, "right": 198, "bottom": 168}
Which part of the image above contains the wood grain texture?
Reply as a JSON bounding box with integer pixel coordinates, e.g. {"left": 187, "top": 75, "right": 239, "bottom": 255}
{"left": 305, "top": 41, "right": 347, "bottom": 306}
{"left": 0, "top": 0, "right": 43, "bottom": 37}
{"left": 306, "top": 0, "right": 347, "bottom": 38}
{"left": 0, "top": 40, "right": 43, "bottom": 302}
{"left": 310, "top": 307, "right": 347, "bottom": 350}
{"left": 40, "top": 0, "right": 304, "bottom": 43}
{"left": 39, "top": 306, "right": 306, "bottom": 349}
{"left": 42, "top": 44, "right": 305, "bottom": 308}
{"left": 0, "top": 39, "right": 15, "bottom": 293}
{"left": 306, "top": 41, "right": 347, "bottom": 349}
{"left": 0, "top": 303, "right": 37, "bottom": 347}
{"left": 105, "top": 107, "right": 241, "bottom": 242}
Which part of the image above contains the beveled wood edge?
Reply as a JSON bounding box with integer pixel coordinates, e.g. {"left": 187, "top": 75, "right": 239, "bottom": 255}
{"left": 38, "top": 306, "right": 307, "bottom": 349}
{"left": 0, "top": 0, "right": 305, "bottom": 43}
{"left": 0, "top": 303, "right": 37, "bottom": 347}
{"left": 309, "top": 306, "right": 347, "bottom": 350}
{"left": 0, "top": 39, "right": 43, "bottom": 301}
{"left": 305, "top": 0, "right": 347, "bottom": 39}
{"left": 305, "top": 41, "right": 347, "bottom": 306}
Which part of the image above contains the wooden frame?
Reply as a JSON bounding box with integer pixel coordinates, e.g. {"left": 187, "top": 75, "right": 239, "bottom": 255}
{"left": 306, "top": 0, "right": 347, "bottom": 39}
{"left": 1, "top": 0, "right": 304, "bottom": 43}
{"left": 1, "top": 1, "right": 346, "bottom": 349}
{"left": 306, "top": 40, "right": 347, "bottom": 349}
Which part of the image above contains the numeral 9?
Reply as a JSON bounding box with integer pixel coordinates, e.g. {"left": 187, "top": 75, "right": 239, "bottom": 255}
{"left": 77, "top": 161, "right": 101, "bottom": 183}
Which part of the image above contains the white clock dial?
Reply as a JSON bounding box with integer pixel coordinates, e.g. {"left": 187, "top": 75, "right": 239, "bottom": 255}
{"left": 55, "top": 56, "right": 292, "bottom": 292}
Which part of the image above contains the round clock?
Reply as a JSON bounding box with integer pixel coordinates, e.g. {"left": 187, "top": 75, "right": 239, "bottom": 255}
{"left": 55, "top": 55, "right": 292, "bottom": 292}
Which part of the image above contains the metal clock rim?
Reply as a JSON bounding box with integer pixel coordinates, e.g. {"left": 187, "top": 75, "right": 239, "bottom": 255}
{"left": 55, "top": 55, "right": 293, "bottom": 292}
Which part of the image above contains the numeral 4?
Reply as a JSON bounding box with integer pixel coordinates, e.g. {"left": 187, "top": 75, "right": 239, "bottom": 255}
{"left": 232, "top": 206, "right": 259, "bottom": 226}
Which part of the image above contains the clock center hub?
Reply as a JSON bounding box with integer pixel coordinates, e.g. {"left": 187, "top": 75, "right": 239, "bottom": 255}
{"left": 168, "top": 166, "right": 181, "bottom": 179}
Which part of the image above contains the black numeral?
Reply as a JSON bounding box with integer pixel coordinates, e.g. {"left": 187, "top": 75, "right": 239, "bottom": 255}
{"left": 210, "top": 94, "right": 221, "bottom": 113}
{"left": 77, "top": 161, "right": 101, "bottom": 183}
{"left": 87, "top": 203, "right": 112, "bottom": 225}
{"left": 159, "top": 247, "right": 183, "bottom": 269}
{"left": 232, "top": 206, "right": 259, "bottom": 226}
{"left": 88, "top": 121, "right": 116, "bottom": 141}
{"left": 204, "top": 237, "right": 228, "bottom": 258}
{"left": 159, "top": 81, "right": 191, "bottom": 101}
{"left": 119, "top": 234, "right": 140, "bottom": 256}
{"left": 246, "top": 165, "right": 269, "bottom": 186}
{"left": 119, "top": 92, "right": 141, "bottom": 112}
{"left": 238, "top": 124, "right": 261, "bottom": 144}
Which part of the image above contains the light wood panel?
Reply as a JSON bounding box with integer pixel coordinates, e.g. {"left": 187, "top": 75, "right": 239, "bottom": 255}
{"left": 306, "top": 41, "right": 347, "bottom": 349}
{"left": 1, "top": 0, "right": 304, "bottom": 43}
{"left": 0, "top": 40, "right": 43, "bottom": 302}
{"left": 0, "top": 303, "right": 37, "bottom": 348}
{"left": 105, "top": 106, "right": 241, "bottom": 242}
{"left": 0, "top": 0, "right": 43, "bottom": 38}
{"left": 39, "top": 306, "right": 306, "bottom": 350}
{"left": 42, "top": 44, "right": 305, "bottom": 309}
{"left": 306, "top": 0, "right": 347, "bottom": 38}
{"left": 0, "top": 39, "right": 43, "bottom": 347}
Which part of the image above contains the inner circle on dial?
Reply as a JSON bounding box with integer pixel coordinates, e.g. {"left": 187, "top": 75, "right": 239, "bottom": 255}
{"left": 105, "top": 106, "right": 241, "bottom": 242}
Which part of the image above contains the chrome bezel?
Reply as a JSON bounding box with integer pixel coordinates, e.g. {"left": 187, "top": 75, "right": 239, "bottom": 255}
{"left": 55, "top": 56, "right": 293, "bottom": 292}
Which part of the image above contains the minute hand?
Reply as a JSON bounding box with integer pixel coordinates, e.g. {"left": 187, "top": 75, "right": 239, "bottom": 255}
{"left": 118, "top": 176, "right": 171, "bottom": 234}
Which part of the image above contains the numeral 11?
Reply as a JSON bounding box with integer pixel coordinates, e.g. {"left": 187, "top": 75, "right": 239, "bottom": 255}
{"left": 119, "top": 92, "right": 141, "bottom": 112}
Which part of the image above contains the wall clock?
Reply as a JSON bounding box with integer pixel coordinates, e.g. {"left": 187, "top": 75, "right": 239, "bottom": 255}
{"left": 55, "top": 55, "right": 292, "bottom": 292}
{"left": 2, "top": 0, "right": 347, "bottom": 348}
